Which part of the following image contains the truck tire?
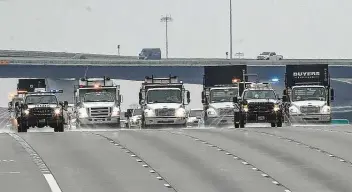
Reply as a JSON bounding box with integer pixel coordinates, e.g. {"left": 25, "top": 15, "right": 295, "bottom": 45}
{"left": 18, "top": 120, "right": 28, "bottom": 132}
{"left": 239, "top": 118, "right": 245, "bottom": 128}
{"left": 54, "top": 122, "right": 64, "bottom": 132}
{"left": 234, "top": 112, "right": 240, "bottom": 128}
{"left": 271, "top": 123, "right": 276, "bottom": 127}
{"left": 277, "top": 118, "right": 283, "bottom": 127}
{"left": 116, "top": 120, "right": 121, "bottom": 128}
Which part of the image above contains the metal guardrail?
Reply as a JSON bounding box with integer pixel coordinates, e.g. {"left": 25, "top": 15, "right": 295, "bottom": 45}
{"left": 0, "top": 58, "right": 352, "bottom": 66}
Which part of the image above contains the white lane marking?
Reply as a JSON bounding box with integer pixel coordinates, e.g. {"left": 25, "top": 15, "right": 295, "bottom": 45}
{"left": 0, "top": 172, "right": 20, "bottom": 174}
{"left": 43, "top": 174, "right": 62, "bottom": 192}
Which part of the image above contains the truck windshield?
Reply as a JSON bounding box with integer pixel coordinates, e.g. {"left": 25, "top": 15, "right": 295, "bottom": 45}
{"left": 261, "top": 52, "right": 270, "bottom": 55}
{"left": 210, "top": 88, "right": 238, "bottom": 103}
{"left": 84, "top": 92, "right": 114, "bottom": 102}
{"left": 292, "top": 87, "right": 326, "bottom": 101}
{"left": 243, "top": 90, "right": 276, "bottom": 100}
{"left": 25, "top": 95, "right": 58, "bottom": 104}
{"left": 147, "top": 89, "right": 182, "bottom": 103}
{"left": 189, "top": 110, "right": 203, "bottom": 117}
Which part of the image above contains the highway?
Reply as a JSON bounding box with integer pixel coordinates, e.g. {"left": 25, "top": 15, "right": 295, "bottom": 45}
{"left": 1, "top": 120, "right": 352, "bottom": 191}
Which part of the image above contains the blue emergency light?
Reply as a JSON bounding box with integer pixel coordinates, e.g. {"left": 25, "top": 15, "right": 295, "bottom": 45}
{"left": 271, "top": 78, "right": 279, "bottom": 82}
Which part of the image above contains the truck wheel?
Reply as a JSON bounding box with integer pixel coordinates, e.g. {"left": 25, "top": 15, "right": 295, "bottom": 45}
{"left": 271, "top": 123, "right": 276, "bottom": 127}
{"left": 18, "top": 121, "right": 28, "bottom": 132}
{"left": 234, "top": 123, "right": 240, "bottom": 128}
{"left": 277, "top": 119, "right": 283, "bottom": 127}
{"left": 141, "top": 121, "right": 148, "bottom": 129}
{"left": 239, "top": 119, "right": 245, "bottom": 128}
{"left": 54, "top": 122, "right": 64, "bottom": 132}
{"left": 116, "top": 119, "right": 121, "bottom": 128}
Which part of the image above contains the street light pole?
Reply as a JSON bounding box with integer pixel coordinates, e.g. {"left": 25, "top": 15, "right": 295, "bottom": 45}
{"left": 229, "top": 0, "right": 233, "bottom": 59}
{"left": 161, "top": 14, "right": 173, "bottom": 59}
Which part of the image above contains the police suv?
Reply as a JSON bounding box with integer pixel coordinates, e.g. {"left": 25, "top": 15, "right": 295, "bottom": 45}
{"left": 16, "top": 88, "right": 67, "bottom": 132}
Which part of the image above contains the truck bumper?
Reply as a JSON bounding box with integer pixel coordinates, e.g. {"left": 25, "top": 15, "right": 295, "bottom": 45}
{"left": 289, "top": 114, "right": 331, "bottom": 123}
{"left": 206, "top": 116, "right": 234, "bottom": 126}
{"left": 21, "top": 115, "right": 63, "bottom": 127}
{"left": 78, "top": 117, "right": 120, "bottom": 125}
{"left": 145, "top": 117, "right": 186, "bottom": 125}
{"left": 242, "top": 112, "right": 282, "bottom": 123}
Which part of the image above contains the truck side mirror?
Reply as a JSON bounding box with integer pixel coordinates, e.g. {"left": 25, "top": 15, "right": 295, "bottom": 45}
{"left": 119, "top": 95, "right": 123, "bottom": 103}
{"left": 125, "top": 109, "right": 133, "bottom": 117}
{"left": 64, "top": 101, "right": 68, "bottom": 107}
{"left": 233, "top": 97, "right": 238, "bottom": 103}
{"left": 59, "top": 101, "right": 63, "bottom": 106}
{"left": 330, "top": 89, "right": 335, "bottom": 101}
{"left": 139, "top": 92, "right": 142, "bottom": 104}
{"left": 283, "top": 89, "right": 287, "bottom": 95}
{"left": 282, "top": 95, "right": 288, "bottom": 102}
{"left": 187, "top": 91, "right": 191, "bottom": 104}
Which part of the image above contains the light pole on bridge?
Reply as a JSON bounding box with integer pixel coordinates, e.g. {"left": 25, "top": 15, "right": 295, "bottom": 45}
{"left": 161, "top": 14, "right": 173, "bottom": 59}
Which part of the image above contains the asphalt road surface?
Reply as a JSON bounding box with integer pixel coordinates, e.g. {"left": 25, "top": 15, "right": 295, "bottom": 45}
{"left": 1, "top": 124, "right": 352, "bottom": 192}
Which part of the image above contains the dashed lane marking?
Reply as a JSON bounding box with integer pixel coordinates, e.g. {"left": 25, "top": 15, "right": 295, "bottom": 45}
{"left": 163, "top": 130, "right": 292, "bottom": 192}
{"left": 8, "top": 133, "right": 62, "bottom": 192}
{"left": 91, "top": 132, "right": 178, "bottom": 192}
{"left": 244, "top": 129, "right": 352, "bottom": 168}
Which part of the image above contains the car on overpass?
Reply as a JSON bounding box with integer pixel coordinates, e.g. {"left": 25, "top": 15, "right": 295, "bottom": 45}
{"left": 257, "top": 52, "right": 283, "bottom": 61}
{"left": 138, "top": 48, "right": 161, "bottom": 60}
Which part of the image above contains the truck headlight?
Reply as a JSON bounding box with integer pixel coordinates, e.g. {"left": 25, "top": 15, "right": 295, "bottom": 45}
{"left": 273, "top": 105, "right": 280, "bottom": 112}
{"left": 207, "top": 108, "right": 216, "bottom": 116}
{"left": 78, "top": 108, "right": 88, "bottom": 118}
{"left": 175, "top": 108, "right": 186, "bottom": 117}
{"left": 144, "top": 109, "right": 155, "bottom": 117}
{"left": 111, "top": 107, "right": 120, "bottom": 116}
{"left": 24, "top": 109, "right": 29, "bottom": 115}
{"left": 243, "top": 105, "right": 248, "bottom": 112}
{"left": 289, "top": 106, "right": 300, "bottom": 114}
{"left": 54, "top": 108, "right": 61, "bottom": 115}
{"left": 321, "top": 105, "right": 331, "bottom": 114}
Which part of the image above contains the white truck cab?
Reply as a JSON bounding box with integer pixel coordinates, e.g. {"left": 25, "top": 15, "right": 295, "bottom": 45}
{"left": 257, "top": 52, "right": 283, "bottom": 61}
{"left": 287, "top": 85, "right": 332, "bottom": 123}
{"left": 138, "top": 76, "right": 190, "bottom": 128}
{"left": 187, "top": 108, "right": 203, "bottom": 127}
{"left": 74, "top": 77, "right": 122, "bottom": 128}
{"left": 203, "top": 86, "right": 239, "bottom": 126}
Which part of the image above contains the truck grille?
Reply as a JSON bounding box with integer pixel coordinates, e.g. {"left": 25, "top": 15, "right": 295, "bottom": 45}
{"left": 30, "top": 107, "right": 53, "bottom": 117}
{"left": 300, "top": 106, "right": 320, "bottom": 114}
{"left": 218, "top": 108, "right": 233, "bottom": 116}
{"left": 248, "top": 102, "right": 274, "bottom": 112}
{"left": 155, "top": 108, "right": 175, "bottom": 117}
{"left": 89, "top": 107, "right": 111, "bottom": 117}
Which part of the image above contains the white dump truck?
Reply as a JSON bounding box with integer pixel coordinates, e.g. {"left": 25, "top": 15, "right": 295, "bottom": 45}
{"left": 74, "top": 77, "right": 122, "bottom": 128}
{"left": 134, "top": 75, "right": 190, "bottom": 128}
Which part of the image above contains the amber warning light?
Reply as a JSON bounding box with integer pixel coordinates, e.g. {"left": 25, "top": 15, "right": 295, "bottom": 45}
{"left": 232, "top": 78, "right": 240, "bottom": 83}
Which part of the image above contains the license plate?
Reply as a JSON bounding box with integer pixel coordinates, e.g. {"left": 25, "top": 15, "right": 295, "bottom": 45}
{"left": 258, "top": 116, "right": 265, "bottom": 120}
{"left": 39, "top": 119, "right": 45, "bottom": 123}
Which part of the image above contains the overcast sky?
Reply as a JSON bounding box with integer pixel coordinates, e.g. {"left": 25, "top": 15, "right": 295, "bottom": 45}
{"left": 0, "top": 0, "right": 351, "bottom": 58}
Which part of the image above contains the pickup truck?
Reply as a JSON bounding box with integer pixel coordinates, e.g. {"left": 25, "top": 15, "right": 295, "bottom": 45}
{"left": 257, "top": 52, "right": 283, "bottom": 61}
